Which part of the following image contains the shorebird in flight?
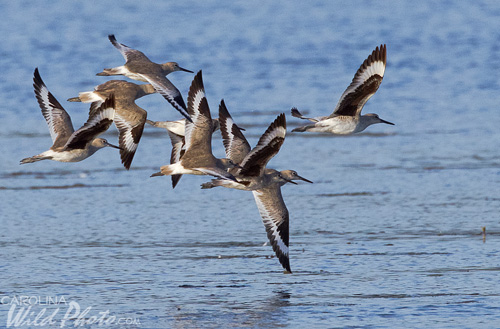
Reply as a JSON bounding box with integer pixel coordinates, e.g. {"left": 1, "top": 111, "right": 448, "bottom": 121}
{"left": 97, "top": 34, "right": 193, "bottom": 121}
{"left": 202, "top": 100, "right": 312, "bottom": 273}
{"left": 21, "top": 69, "right": 119, "bottom": 164}
{"left": 292, "top": 44, "right": 394, "bottom": 134}
{"left": 68, "top": 80, "right": 157, "bottom": 169}
{"left": 151, "top": 71, "right": 237, "bottom": 182}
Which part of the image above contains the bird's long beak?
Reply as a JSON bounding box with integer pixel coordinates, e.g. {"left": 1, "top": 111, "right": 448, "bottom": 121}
{"left": 297, "top": 175, "right": 313, "bottom": 183}
{"left": 380, "top": 118, "right": 395, "bottom": 125}
{"left": 104, "top": 141, "right": 122, "bottom": 150}
{"left": 179, "top": 66, "right": 194, "bottom": 73}
{"left": 285, "top": 178, "right": 298, "bottom": 185}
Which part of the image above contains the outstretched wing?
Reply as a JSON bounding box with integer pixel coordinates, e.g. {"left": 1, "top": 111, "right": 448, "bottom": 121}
{"left": 141, "top": 74, "right": 191, "bottom": 122}
{"left": 108, "top": 34, "right": 150, "bottom": 64}
{"left": 238, "top": 113, "right": 286, "bottom": 177}
{"left": 183, "top": 70, "right": 214, "bottom": 158}
{"left": 253, "top": 185, "right": 291, "bottom": 273}
{"left": 219, "top": 99, "right": 251, "bottom": 164}
{"left": 113, "top": 106, "right": 147, "bottom": 169}
{"left": 33, "top": 68, "right": 74, "bottom": 148}
{"left": 331, "top": 44, "right": 386, "bottom": 117}
{"left": 65, "top": 96, "right": 115, "bottom": 149}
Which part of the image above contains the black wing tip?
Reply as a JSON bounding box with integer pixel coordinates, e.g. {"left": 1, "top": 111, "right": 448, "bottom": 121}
{"left": 188, "top": 70, "right": 203, "bottom": 92}
{"left": 108, "top": 34, "right": 117, "bottom": 42}
{"left": 121, "top": 156, "right": 132, "bottom": 170}
{"left": 219, "top": 98, "right": 231, "bottom": 120}
{"left": 33, "top": 67, "right": 45, "bottom": 90}
{"left": 171, "top": 175, "right": 182, "bottom": 188}
{"left": 374, "top": 44, "right": 387, "bottom": 64}
{"left": 33, "top": 67, "right": 41, "bottom": 80}
{"left": 196, "top": 69, "right": 203, "bottom": 79}
{"left": 32, "top": 68, "right": 65, "bottom": 112}
{"left": 120, "top": 146, "right": 138, "bottom": 171}
{"left": 367, "top": 44, "right": 387, "bottom": 67}
{"left": 271, "top": 243, "right": 291, "bottom": 273}
{"left": 358, "top": 44, "right": 388, "bottom": 73}
{"left": 291, "top": 107, "right": 302, "bottom": 118}
{"left": 281, "top": 257, "right": 292, "bottom": 273}
{"left": 272, "top": 113, "right": 287, "bottom": 131}
{"left": 191, "top": 70, "right": 204, "bottom": 92}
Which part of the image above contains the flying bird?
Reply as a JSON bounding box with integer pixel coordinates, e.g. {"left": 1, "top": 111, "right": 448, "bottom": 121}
{"left": 68, "top": 80, "right": 158, "bottom": 169}
{"left": 21, "top": 69, "right": 119, "bottom": 164}
{"left": 151, "top": 71, "right": 238, "bottom": 182}
{"left": 97, "top": 34, "right": 193, "bottom": 121}
{"left": 292, "top": 44, "right": 394, "bottom": 134}
{"left": 201, "top": 100, "right": 312, "bottom": 273}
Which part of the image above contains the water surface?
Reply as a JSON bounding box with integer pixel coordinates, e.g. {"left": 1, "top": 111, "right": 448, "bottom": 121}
{"left": 1, "top": 1, "right": 499, "bottom": 328}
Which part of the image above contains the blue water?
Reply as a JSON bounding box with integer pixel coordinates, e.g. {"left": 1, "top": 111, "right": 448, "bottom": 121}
{"left": 1, "top": 1, "right": 500, "bottom": 328}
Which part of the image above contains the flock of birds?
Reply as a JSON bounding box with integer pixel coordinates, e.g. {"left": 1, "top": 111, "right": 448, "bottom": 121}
{"left": 20, "top": 35, "right": 394, "bottom": 273}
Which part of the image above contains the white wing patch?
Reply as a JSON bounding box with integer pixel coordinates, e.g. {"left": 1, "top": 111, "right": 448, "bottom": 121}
{"left": 95, "top": 107, "right": 115, "bottom": 122}
{"left": 259, "top": 126, "right": 286, "bottom": 147}
{"left": 224, "top": 116, "right": 238, "bottom": 159}
{"left": 37, "top": 83, "right": 59, "bottom": 143}
{"left": 332, "top": 45, "right": 387, "bottom": 117}
{"left": 183, "top": 89, "right": 206, "bottom": 151}
{"left": 33, "top": 68, "right": 74, "bottom": 147}
{"left": 239, "top": 125, "right": 286, "bottom": 170}
{"left": 114, "top": 114, "right": 138, "bottom": 153}
{"left": 183, "top": 120, "right": 195, "bottom": 151}
{"left": 351, "top": 60, "right": 385, "bottom": 89}
{"left": 64, "top": 106, "right": 115, "bottom": 148}
{"left": 253, "top": 189, "right": 289, "bottom": 257}
{"left": 189, "top": 89, "right": 206, "bottom": 124}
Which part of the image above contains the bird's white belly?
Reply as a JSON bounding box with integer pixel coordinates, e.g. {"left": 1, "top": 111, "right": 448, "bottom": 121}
{"left": 46, "top": 149, "right": 90, "bottom": 162}
{"left": 312, "top": 117, "right": 357, "bottom": 134}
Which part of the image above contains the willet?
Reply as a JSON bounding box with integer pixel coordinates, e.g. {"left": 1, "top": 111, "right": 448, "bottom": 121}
{"left": 292, "top": 44, "right": 394, "bottom": 134}
{"left": 97, "top": 34, "right": 193, "bottom": 121}
{"left": 209, "top": 100, "right": 311, "bottom": 187}
{"left": 151, "top": 71, "right": 237, "bottom": 181}
{"left": 68, "top": 80, "right": 155, "bottom": 170}
{"left": 201, "top": 100, "right": 312, "bottom": 273}
{"left": 20, "top": 68, "right": 119, "bottom": 164}
{"left": 147, "top": 118, "right": 220, "bottom": 188}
